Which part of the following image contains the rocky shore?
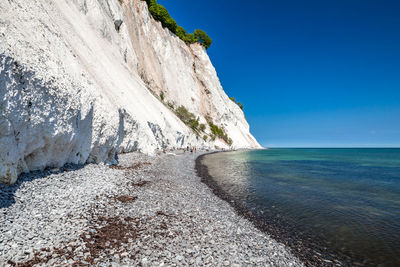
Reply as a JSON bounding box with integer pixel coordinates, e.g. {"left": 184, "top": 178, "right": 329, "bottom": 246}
{"left": 0, "top": 151, "right": 303, "bottom": 266}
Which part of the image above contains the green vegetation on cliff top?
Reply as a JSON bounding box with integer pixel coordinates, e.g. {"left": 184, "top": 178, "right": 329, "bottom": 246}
{"left": 144, "top": 0, "right": 212, "bottom": 49}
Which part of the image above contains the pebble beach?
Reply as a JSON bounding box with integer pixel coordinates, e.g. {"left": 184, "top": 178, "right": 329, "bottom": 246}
{"left": 0, "top": 151, "right": 304, "bottom": 266}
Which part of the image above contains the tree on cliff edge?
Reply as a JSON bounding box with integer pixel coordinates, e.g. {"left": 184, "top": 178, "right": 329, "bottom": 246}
{"left": 143, "top": 0, "right": 212, "bottom": 49}
{"left": 148, "top": 4, "right": 177, "bottom": 33}
{"left": 194, "top": 29, "right": 212, "bottom": 49}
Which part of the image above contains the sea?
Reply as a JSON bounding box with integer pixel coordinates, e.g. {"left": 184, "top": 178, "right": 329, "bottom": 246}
{"left": 201, "top": 148, "right": 400, "bottom": 266}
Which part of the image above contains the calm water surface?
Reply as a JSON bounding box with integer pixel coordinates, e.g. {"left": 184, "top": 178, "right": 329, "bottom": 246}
{"left": 203, "top": 148, "right": 400, "bottom": 266}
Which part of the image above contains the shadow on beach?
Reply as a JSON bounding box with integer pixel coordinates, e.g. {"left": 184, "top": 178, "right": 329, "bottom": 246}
{"left": 0, "top": 164, "right": 85, "bottom": 209}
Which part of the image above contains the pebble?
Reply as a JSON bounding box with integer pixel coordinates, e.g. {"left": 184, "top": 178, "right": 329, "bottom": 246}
{"left": 0, "top": 152, "right": 304, "bottom": 266}
{"left": 176, "top": 255, "right": 183, "bottom": 261}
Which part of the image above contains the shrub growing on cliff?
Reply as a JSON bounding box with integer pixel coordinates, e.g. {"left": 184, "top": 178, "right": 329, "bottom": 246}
{"left": 165, "top": 18, "right": 178, "bottom": 33}
{"left": 148, "top": 3, "right": 177, "bottom": 33}
{"left": 175, "top": 106, "right": 194, "bottom": 122}
{"left": 176, "top": 26, "right": 188, "bottom": 42}
{"left": 194, "top": 30, "right": 212, "bottom": 49}
{"left": 229, "top": 97, "right": 244, "bottom": 110}
{"left": 175, "top": 106, "right": 201, "bottom": 134}
{"left": 208, "top": 121, "right": 232, "bottom": 145}
{"left": 210, "top": 134, "right": 216, "bottom": 141}
{"left": 186, "top": 33, "right": 198, "bottom": 44}
{"left": 146, "top": 0, "right": 156, "bottom": 6}
{"left": 175, "top": 27, "right": 198, "bottom": 44}
{"left": 143, "top": 0, "right": 211, "bottom": 48}
{"left": 167, "top": 101, "right": 175, "bottom": 110}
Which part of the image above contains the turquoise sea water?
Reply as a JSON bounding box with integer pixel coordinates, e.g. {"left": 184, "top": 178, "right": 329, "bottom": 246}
{"left": 202, "top": 148, "right": 400, "bottom": 266}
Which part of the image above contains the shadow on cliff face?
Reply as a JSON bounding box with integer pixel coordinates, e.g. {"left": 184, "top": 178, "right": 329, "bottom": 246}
{"left": 0, "top": 54, "right": 103, "bottom": 185}
{"left": 0, "top": 164, "right": 85, "bottom": 209}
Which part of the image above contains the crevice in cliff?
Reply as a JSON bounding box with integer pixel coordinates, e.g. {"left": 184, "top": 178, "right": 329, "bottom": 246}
{"left": 189, "top": 46, "right": 212, "bottom": 97}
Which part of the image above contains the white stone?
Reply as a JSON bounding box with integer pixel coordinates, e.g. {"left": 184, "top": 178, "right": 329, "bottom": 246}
{"left": 0, "top": 0, "right": 261, "bottom": 184}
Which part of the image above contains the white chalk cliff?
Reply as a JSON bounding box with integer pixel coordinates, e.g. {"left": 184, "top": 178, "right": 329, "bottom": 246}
{"left": 0, "top": 0, "right": 261, "bottom": 184}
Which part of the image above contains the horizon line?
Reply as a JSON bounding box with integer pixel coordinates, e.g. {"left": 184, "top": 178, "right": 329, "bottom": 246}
{"left": 262, "top": 146, "right": 400, "bottom": 149}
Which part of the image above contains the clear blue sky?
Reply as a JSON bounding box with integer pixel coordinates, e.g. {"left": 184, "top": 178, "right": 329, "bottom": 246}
{"left": 158, "top": 0, "right": 400, "bottom": 147}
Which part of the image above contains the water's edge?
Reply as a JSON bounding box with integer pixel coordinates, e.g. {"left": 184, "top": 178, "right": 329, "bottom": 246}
{"left": 195, "top": 152, "right": 362, "bottom": 267}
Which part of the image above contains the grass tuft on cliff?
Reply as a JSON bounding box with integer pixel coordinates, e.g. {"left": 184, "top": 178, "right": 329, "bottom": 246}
{"left": 175, "top": 106, "right": 202, "bottom": 135}
{"left": 208, "top": 122, "right": 233, "bottom": 146}
{"left": 229, "top": 97, "right": 244, "bottom": 110}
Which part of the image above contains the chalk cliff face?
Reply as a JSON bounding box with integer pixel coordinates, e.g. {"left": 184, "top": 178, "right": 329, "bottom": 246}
{"left": 0, "top": 0, "right": 261, "bottom": 184}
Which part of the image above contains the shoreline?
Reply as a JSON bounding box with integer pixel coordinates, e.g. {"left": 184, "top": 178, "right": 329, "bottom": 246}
{"left": 0, "top": 151, "right": 303, "bottom": 266}
{"left": 196, "top": 151, "right": 364, "bottom": 267}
